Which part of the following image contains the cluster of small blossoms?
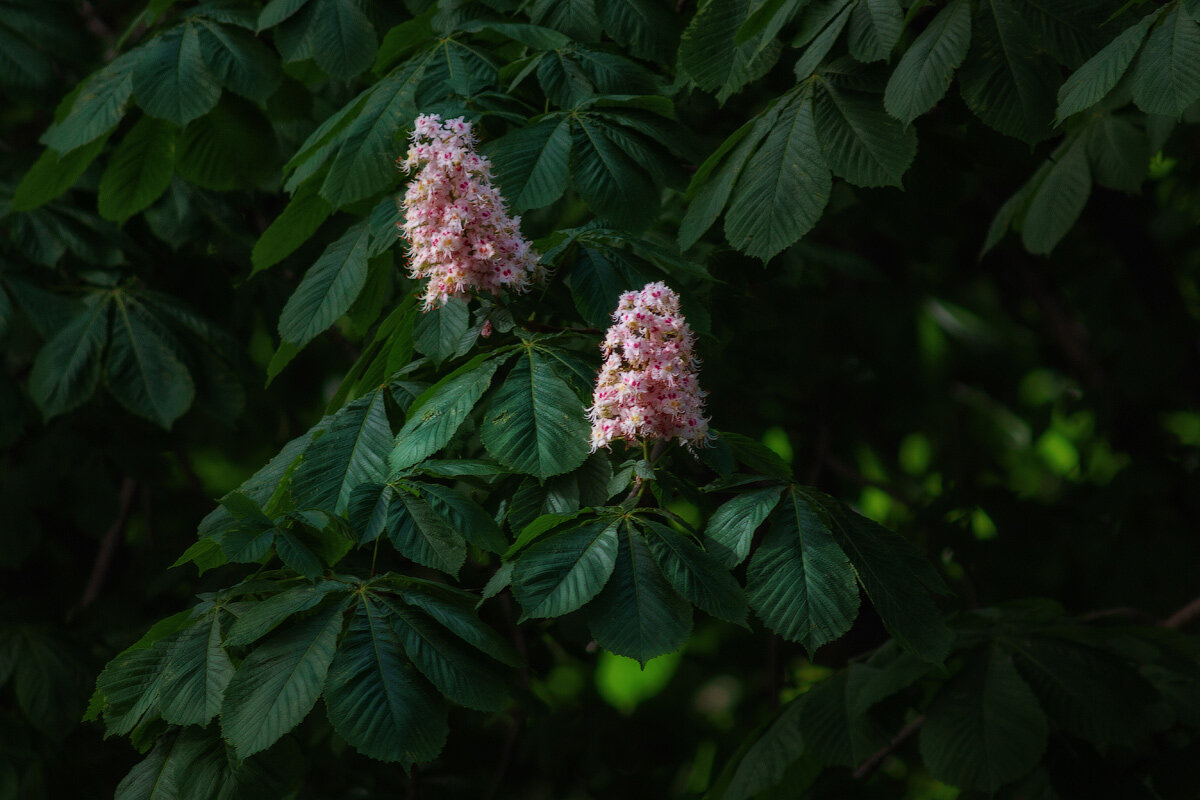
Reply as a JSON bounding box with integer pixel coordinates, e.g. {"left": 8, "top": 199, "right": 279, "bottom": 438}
{"left": 588, "top": 282, "right": 710, "bottom": 451}
{"left": 399, "top": 114, "right": 539, "bottom": 310}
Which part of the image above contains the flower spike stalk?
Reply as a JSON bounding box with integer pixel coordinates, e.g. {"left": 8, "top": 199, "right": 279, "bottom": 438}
{"left": 399, "top": 113, "right": 539, "bottom": 310}
{"left": 588, "top": 281, "right": 710, "bottom": 452}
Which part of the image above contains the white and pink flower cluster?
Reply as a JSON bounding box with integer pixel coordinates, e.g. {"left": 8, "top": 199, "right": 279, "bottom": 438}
{"left": 399, "top": 114, "right": 539, "bottom": 310}
{"left": 588, "top": 282, "right": 710, "bottom": 451}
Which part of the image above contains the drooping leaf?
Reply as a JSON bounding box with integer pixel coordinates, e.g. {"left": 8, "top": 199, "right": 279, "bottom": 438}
{"left": 106, "top": 297, "right": 195, "bottom": 428}
{"left": 884, "top": 0, "right": 972, "bottom": 124}
{"left": 481, "top": 347, "right": 591, "bottom": 479}
{"left": 389, "top": 353, "right": 506, "bottom": 472}
{"left": 133, "top": 24, "right": 223, "bottom": 126}
{"left": 725, "top": 88, "right": 830, "bottom": 261}
{"left": 278, "top": 221, "right": 371, "bottom": 349}
{"left": 958, "top": 0, "right": 1057, "bottom": 143}
{"left": 847, "top": 0, "right": 902, "bottom": 62}
{"left": 96, "top": 642, "right": 172, "bottom": 736}
{"left": 587, "top": 521, "right": 693, "bottom": 665}
{"left": 98, "top": 115, "right": 178, "bottom": 222}
{"left": 220, "top": 602, "right": 345, "bottom": 758}
{"left": 512, "top": 518, "right": 619, "bottom": 619}
{"left": 194, "top": 18, "right": 283, "bottom": 103}
{"left": 417, "top": 482, "right": 508, "bottom": 554}
{"left": 1056, "top": 10, "right": 1156, "bottom": 121}
{"left": 28, "top": 296, "right": 111, "bottom": 421}
{"left": 390, "top": 578, "right": 523, "bottom": 667}
{"left": 486, "top": 114, "right": 572, "bottom": 212}
{"left": 680, "top": 0, "right": 783, "bottom": 103}
{"left": 250, "top": 184, "right": 333, "bottom": 275}
{"left": 1021, "top": 138, "right": 1091, "bottom": 255}
{"left": 746, "top": 489, "right": 860, "bottom": 654}
{"left": 114, "top": 734, "right": 180, "bottom": 800}
{"left": 323, "top": 598, "right": 448, "bottom": 764}
{"left": 157, "top": 610, "right": 233, "bottom": 726}
{"left": 815, "top": 81, "right": 917, "bottom": 187}
{"left": 41, "top": 51, "right": 139, "bottom": 154}
{"left": 531, "top": 0, "right": 601, "bottom": 43}
{"left": 1131, "top": 5, "right": 1200, "bottom": 117}
{"left": 641, "top": 519, "right": 747, "bottom": 626}
{"left": 12, "top": 134, "right": 110, "bottom": 211}
{"left": 388, "top": 485, "right": 468, "bottom": 576}
{"left": 919, "top": 646, "right": 1049, "bottom": 792}
{"left": 1085, "top": 112, "right": 1148, "bottom": 191}
{"left": 291, "top": 389, "right": 392, "bottom": 515}
{"left": 412, "top": 297, "right": 469, "bottom": 367}
{"left": 224, "top": 584, "right": 346, "bottom": 647}
{"left": 308, "top": 0, "right": 378, "bottom": 79}
{"left": 570, "top": 115, "right": 659, "bottom": 231}
{"left": 597, "top": 0, "right": 682, "bottom": 63}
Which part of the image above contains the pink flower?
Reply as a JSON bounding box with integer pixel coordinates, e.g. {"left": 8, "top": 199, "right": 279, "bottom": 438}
{"left": 399, "top": 114, "right": 540, "bottom": 310}
{"left": 587, "top": 282, "right": 710, "bottom": 451}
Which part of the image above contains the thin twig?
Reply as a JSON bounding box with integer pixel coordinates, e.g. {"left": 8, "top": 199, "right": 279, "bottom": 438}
{"left": 1161, "top": 596, "right": 1200, "bottom": 629}
{"left": 853, "top": 714, "right": 926, "bottom": 780}
{"left": 76, "top": 477, "right": 138, "bottom": 612}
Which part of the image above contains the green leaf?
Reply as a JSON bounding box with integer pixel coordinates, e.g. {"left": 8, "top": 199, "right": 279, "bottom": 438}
{"left": 847, "top": 0, "right": 902, "bottom": 62}
{"left": 323, "top": 598, "right": 448, "bottom": 764}
{"left": 98, "top": 115, "right": 178, "bottom": 222}
{"left": 588, "top": 521, "right": 693, "bottom": 665}
{"left": 133, "top": 24, "right": 222, "bottom": 126}
{"left": 797, "top": 669, "right": 888, "bottom": 765}
{"left": 278, "top": 221, "right": 371, "bottom": 348}
{"left": 566, "top": 245, "right": 647, "bottom": 327}
{"left": 28, "top": 296, "right": 111, "bottom": 421}
{"left": 317, "top": 51, "right": 432, "bottom": 207}
{"left": 389, "top": 485, "right": 468, "bottom": 576}
{"left": 717, "top": 698, "right": 814, "bottom": 800}
{"left": 114, "top": 734, "right": 180, "bottom": 800}
{"left": 220, "top": 602, "right": 345, "bottom": 758}
{"left": 482, "top": 347, "right": 591, "bottom": 479}
{"left": 919, "top": 646, "right": 1049, "bottom": 792}
{"left": 258, "top": 0, "right": 310, "bottom": 30}
{"left": 641, "top": 519, "right": 748, "bottom": 626}
{"left": 570, "top": 115, "right": 658, "bottom": 230}
{"left": 157, "top": 611, "right": 233, "bottom": 726}
{"left": 194, "top": 19, "right": 282, "bottom": 103}
{"left": 250, "top": 184, "right": 332, "bottom": 275}
{"left": 389, "top": 353, "right": 506, "bottom": 472}
{"left": 531, "top": 0, "right": 601, "bottom": 43}
{"left": 705, "top": 485, "right": 785, "bottom": 568}
{"left": 41, "top": 51, "right": 138, "bottom": 155}
{"left": 13, "top": 134, "right": 110, "bottom": 211}
{"left": 276, "top": 529, "right": 325, "bottom": 578}
{"left": 486, "top": 115, "right": 572, "bottom": 212}
{"left": 417, "top": 482, "right": 508, "bottom": 554}
{"left": 793, "top": 1, "right": 853, "bottom": 77}
{"left": 725, "top": 89, "right": 830, "bottom": 262}
{"left": 225, "top": 584, "right": 344, "bottom": 647}
{"left": 107, "top": 297, "right": 195, "bottom": 428}
{"left": 1021, "top": 138, "right": 1091, "bottom": 255}
{"left": 175, "top": 95, "right": 276, "bottom": 190}
{"left": 884, "top": 0, "right": 972, "bottom": 124}
{"left": 681, "top": 0, "right": 783, "bottom": 103}
{"left": 511, "top": 518, "right": 619, "bottom": 619}
{"left": 1056, "top": 11, "right": 1155, "bottom": 121}
{"left": 1131, "top": 6, "right": 1200, "bottom": 117}
{"left": 958, "top": 0, "right": 1057, "bottom": 143}
{"left": 10, "top": 631, "right": 89, "bottom": 739}
{"left": 308, "top": 0, "right": 377, "bottom": 79}
{"left": 384, "top": 599, "right": 509, "bottom": 712}
{"left": 597, "top": 0, "right": 682, "bottom": 63}
{"left": 1085, "top": 112, "right": 1148, "bottom": 191}
{"left": 374, "top": 13, "right": 435, "bottom": 75}
{"left": 390, "top": 578, "right": 523, "bottom": 667}
{"left": 815, "top": 82, "right": 917, "bottom": 187}
{"left": 96, "top": 642, "right": 171, "bottom": 736}
{"left": 413, "top": 298, "right": 469, "bottom": 367}
{"left": 291, "top": 389, "right": 392, "bottom": 515}
{"left": 746, "top": 489, "right": 860, "bottom": 655}
{"left": 808, "top": 488, "right": 952, "bottom": 663}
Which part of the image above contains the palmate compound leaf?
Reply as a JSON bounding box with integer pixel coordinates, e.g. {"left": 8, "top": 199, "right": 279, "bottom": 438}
{"left": 884, "top": 0, "right": 972, "bottom": 124}
{"left": 220, "top": 601, "right": 346, "bottom": 759}
{"left": 704, "top": 484, "right": 785, "bottom": 568}
{"left": 132, "top": 22, "right": 222, "bottom": 127}
{"left": 481, "top": 346, "right": 591, "bottom": 480}
{"left": 290, "top": 388, "right": 392, "bottom": 515}
{"left": 323, "top": 596, "right": 448, "bottom": 765}
{"left": 814, "top": 79, "right": 917, "bottom": 188}
{"left": 798, "top": 487, "right": 953, "bottom": 663}
{"left": 1131, "top": 4, "right": 1200, "bottom": 117}
{"left": 745, "top": 487, "right": 860, "bottom": 655}
{"left": 1056, "top": 10, "right": 1157, "bottom": 122}
{"left": 389, "top": 352, "right": 511, "bottom": 473}
{"left": 958, "top": 0, "right": 1057, "bottom": 144}
{"left": 640, "top": 519, "right": 748, "bottom": 626}
{"left": 512, "top": 517, "right": 620, "bottom": 620}
{"left": 724, "top": 86, "right": 831, "bottom": 262}
{"left": 919, "top": 646, "right": 1049, "bottom": 792}
{"left": 587, "top": 519, "right": 693, "bottom": 665}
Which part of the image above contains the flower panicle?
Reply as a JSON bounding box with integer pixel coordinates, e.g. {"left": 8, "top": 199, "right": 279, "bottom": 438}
{"left": 587, "top": 281, "right": 710, "bottom": 452}
{"left": 399, "top": 113, "right": 540, "bottom": 311}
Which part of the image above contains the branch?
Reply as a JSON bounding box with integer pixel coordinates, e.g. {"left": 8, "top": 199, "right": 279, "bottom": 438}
{"left": 1161, "top": 596, "right": 1200, "bottom": 630}
{"left": 853, "top": 714, "right": 926, "bottom": 781}
{"left": 76, "top": 477, "right": 138, "bottom": 612}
